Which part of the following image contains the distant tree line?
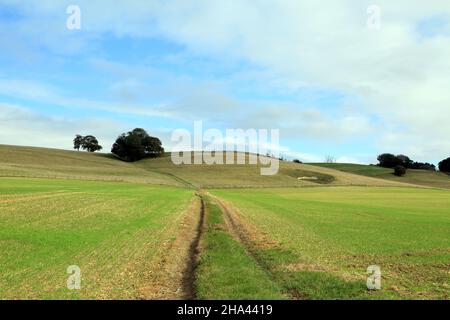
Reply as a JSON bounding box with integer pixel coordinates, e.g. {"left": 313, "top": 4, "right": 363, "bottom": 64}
{"left": 73, "top": 128, "right": 164, "bottom": 162}
{"left": 377, "top": 153, "right": 436, "bottom": 171}
{"left": 377, "top": 153, "right": 450, "bottom": 176}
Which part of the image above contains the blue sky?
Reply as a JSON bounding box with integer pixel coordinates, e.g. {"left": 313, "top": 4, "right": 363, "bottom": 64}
{"left": 1, "top": 1, "right": 450, "bottom": 163}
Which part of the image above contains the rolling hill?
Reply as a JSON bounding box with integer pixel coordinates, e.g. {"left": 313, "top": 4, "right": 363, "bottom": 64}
{"left": 0, "top": 145, "right": 419, "bottom": 189}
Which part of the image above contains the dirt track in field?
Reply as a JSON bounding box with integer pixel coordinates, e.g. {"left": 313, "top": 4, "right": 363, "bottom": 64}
{"left": 208, "top": 194, "right": 303, "bottom": 300}
{"left": 138, "top": 195, "right": 205, "bottom": 299}
{"left": 181, "top": 196, "right": 205, "bottom": 299}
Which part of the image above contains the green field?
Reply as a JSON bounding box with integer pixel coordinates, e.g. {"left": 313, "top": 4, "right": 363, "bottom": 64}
{"left": 0, "top": 145, "right": 449, "bottom": 300}
{"left": 210, "top": 187, "right": 450, "bottom": 299}
{"left": 196, "top": 198, "right": 285, "bottom": 299}
{"left": 0, "top": 178, "right": 194, "bottom": 299}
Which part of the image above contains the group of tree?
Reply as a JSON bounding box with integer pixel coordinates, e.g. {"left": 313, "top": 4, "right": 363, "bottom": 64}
{"left": 377, "top": 154, "right": 437, "bottom": 170}
{"left": 377, "top": 153, "right": 450, "bottom": 177}
{"left": 73, "top": 128, "right": 164, "bottom": 162}
{"left": 111, "top": 128, "right": 164, "bottom": 162}
{"left": 377, "top": 154, "right": 411, "bottom": 169}
{"left": 409, "top": 162, "right": 436, "bottom": 171}
{"left": 73, "top": 135, "right": 103, "bottom": 152}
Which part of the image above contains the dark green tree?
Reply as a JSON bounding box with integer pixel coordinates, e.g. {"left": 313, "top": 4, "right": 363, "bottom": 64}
{"left": 73, "top": 135, "right": 83, "bottom": 151}
{"left": 81, "top": 135, "right": 102, "bottom": 152}
{"left": 410, "top": 162, "right": 436, "bottom": 171}
{"left": 377, "top": 153, "right": 402, "bottom": 168}
{"left": 438, "top": 157, "right": 450, "bottom": 173}
{"left": 396, "top": 154, "right": 413, "bottom": 168}
{"left": 394, "top": 165, "right": 406, "bottom": 176}
{"left": 111, "top": 128, "right": 164, "bottom": 162}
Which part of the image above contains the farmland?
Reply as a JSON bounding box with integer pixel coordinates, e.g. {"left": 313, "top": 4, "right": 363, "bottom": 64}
{"left": 0, "top": 178, "right": 195, "bottom": 299}
{"left": 209, "top": 187, "right": 450, "bottom": 299}
{"left": 0, "top": 145, "right": 449, "bottom": 300}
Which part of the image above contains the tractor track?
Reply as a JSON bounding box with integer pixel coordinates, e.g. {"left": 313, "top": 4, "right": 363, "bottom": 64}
{"left": 181, "top": 194, "right": 205, "bottom": 299}
{"left": 210, "top": 195, "right": 305, "bottom": 300}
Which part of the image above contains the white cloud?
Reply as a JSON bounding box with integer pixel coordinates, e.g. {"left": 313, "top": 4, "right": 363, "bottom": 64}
{"left": 149, "top": 0, "right": 450, "bottom": 160}
{"left": 0, "top": 103, "right": 126, "bottom": 150}
{"left": 0, "top": 78, "right": 172, "bottom": 118}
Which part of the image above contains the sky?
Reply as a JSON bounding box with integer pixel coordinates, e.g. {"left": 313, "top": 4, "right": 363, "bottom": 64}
{"left": 0, "top": 0, "right": 450, "bottom": 164}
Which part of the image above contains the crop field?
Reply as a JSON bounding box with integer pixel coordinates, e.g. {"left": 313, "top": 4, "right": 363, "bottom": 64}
{"left": 195, "top": 198, "right": 285, "bottom": 299}
{"left": 0, "top": 178, "right": 195, "bottom": 299}
{"left": 0, "top": 146, "right": 449, "bottom": 300}
{"left": 210, "top": 187, "right": 450, "bottom": 299}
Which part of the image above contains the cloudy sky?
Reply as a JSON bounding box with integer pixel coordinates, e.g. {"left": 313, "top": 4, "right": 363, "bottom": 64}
{"left": 1, "top": 0, "right": 449, "bottom": 163}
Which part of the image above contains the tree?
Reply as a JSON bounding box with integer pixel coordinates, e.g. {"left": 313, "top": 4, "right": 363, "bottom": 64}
{"left": 293, "top": 159, "right": 302, "bottom": 164}
{"left": 73, "top": 135, "right": 83, "bottom": 151}
{"left": 325, "top": 155, "right": 336, "bottom": 163}
{"left": 111, "top": 128, "right": 164, "bottom": 162}
{"left": 81, "top": 135, "right": 102, "bottom": 152}
{"left": 438, "top": 157, "right": 450, "bottom": 173}
{"left": 396, "top": 154, "right": 413, "bottom": 168}
{"left": 394, "top": 165, "right": 406, "bottom": 176}
{"left": 73, "top": 134, "right": 102, "bottom": 152}
{"left": 377, "top": 153, "right": 402, "bottom": 168}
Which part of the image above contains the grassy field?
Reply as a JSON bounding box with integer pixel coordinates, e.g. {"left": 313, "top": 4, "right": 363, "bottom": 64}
{"left": 311, "top": 163, "right": 450, "bottom": 189}
{"left": 210, "top": 187, "right": 450, "bottom": 299}
{"left": 0, "top": 178, "right": 194, "bottom": 299}
{"left": 196, "top": 197, "right": 285, "bottom": 299}
{"left": 1, "top": 145, "right": 449, "bottom": 300}
{"left": 0, "top": 145, "right": 182, "bottom": 186}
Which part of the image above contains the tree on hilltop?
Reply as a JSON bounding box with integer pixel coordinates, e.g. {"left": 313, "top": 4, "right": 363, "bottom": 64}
{"left": 73, "top": 135, "right": 102, "bottom": 152}
{"left": 111, "top": 128, "right": 164, "bottom": 162}
{"left": 377, "top": 153, "right": 402, "bottom": 168}
{"left": 73, "top": 135, "right": 83, "bottom": 151}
